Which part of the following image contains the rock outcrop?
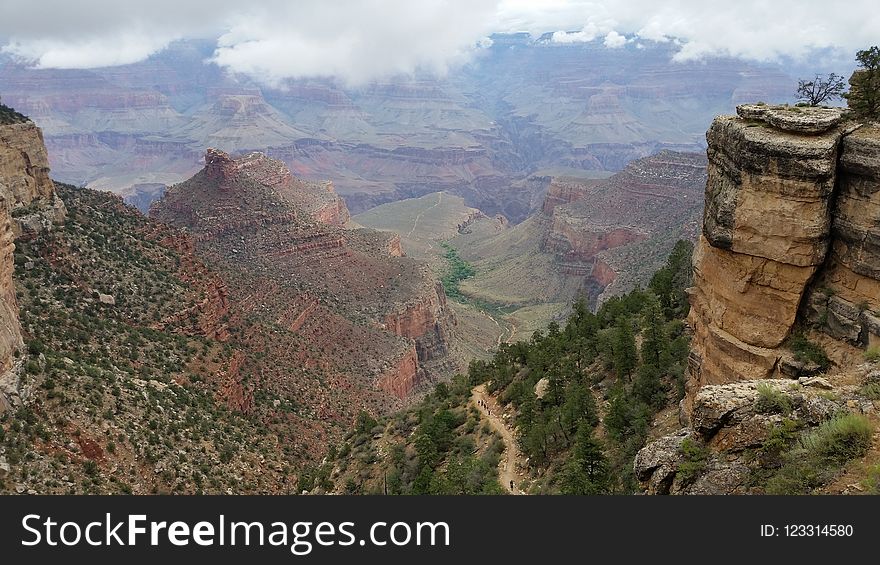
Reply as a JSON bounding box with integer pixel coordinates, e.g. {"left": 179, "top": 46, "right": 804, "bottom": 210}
{"left": 686, "top": 104, "right": 880, "bottom": 402}
{"left": 0, "top": 197, "right": 23, "bottom": 412}
{"left": 0, "top": 121, "right": 67, "bottom": 237}
{"left": 383, "top": 282, "right": 454, "bottom": 363}
{"left": 0, "top": 116, "right": 66, "bottom": 413}
{"left": 635, "top": 377, "right": 867, "bottom": 495}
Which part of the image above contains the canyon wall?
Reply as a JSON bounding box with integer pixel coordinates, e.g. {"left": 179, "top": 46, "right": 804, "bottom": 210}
{"left": 537, "top": 151, "right": 705, "bottom": 306}
{"left": 0, "top": 121, "right": 67, "bottom": 236}
{"left": 686, "top": 104, "right": 880, "bottom": 406}
{"left": 0, "top": 197, "right": 23, "bottom": 401}
{"left": 383, "top": 282, "right": 454, "bottom": 364}
{"left": 0, "top": 118, "right": 65, "bottom": 412}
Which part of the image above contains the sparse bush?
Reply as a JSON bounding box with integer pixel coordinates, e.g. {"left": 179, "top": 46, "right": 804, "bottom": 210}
{"left": 788, "top": 333, "right": 830, "bottom": 370}
{"left": 755, "top": 382, "right": 792, "bottom": 415}
{"left": 800, "top": 413, "right": 873, "bottom": 464}
{"left": 864, "top": 346, "right": 880, "bottom": 363}
{"left": 676, "top": 438, "right": 708, "bottom": 486}
{"left": 861, "top": 382, "right": 880, "bottom": 400}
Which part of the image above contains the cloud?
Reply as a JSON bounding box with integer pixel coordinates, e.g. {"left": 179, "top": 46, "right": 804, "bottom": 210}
{"left": 549, "top": 18, "right": 615, "bottom": 43}
{"left": 0, "top": 0, "right": 877, "bottom": 81}
{"left": 0, "top": 0, "right": 498, "bottom": 85}
{"left": 209, "top": 1, "right": 498, "bottom": 86}
{"left": 603, "top": 31, "right": 627, "bottom": 48}
{"left": 497, "top": 0, "right": 879, "bottom": 64}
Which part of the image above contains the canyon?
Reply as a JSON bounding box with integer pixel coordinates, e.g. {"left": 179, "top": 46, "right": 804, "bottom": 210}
{"left": 0, "top": 36, "right": 795, "bottom": 223}
{"left": 354, "top": 150, "right": 706, "bottom": 344}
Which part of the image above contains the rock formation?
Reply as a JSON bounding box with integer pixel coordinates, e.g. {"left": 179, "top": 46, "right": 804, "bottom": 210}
{"left": 0, "top": 113, "right": 66, "bottom": 413}
{"left": 640, "top": 97, "right": 880, "bottom": 495}
{"left": 0, "top": 197, "right": 23, "bottom": 412}
{"left": 687, "top": 104, "right": 880, "bottom": 401}
{"left": 0, "top": 114, "right": 66, "bottom": 413}
{"left": 0, "top": 121, "right": 67, "bottom": 236}
{"left": 635, "top": 376, "right": 870, "bottom": 495}
{"left": 152, "top": 149, "right": 455, "bottom": 401}
{"left": 539, "top": 151, "right": 706, "bottom": 305}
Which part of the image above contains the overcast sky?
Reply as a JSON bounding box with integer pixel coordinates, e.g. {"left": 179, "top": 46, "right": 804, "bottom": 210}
{"left": 0, "top": 0, "right": 876, "bottom": 84}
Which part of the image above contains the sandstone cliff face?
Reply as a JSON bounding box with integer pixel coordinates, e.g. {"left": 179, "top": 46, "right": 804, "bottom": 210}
{"left": 801, "top": 125, "right": 880, "bottom": 348}
{"left": 376, "top": 346, "right": 420, "bottom": 399}
{"left": 383, "top": 282, "right": 454, "bottom": 364}
{"left": 687, "top": 105, "right": 880, "bottom": 401}
{"left": 0, "top": 198, "right": 23, "bottom": 391}
{"left": 0, "top": 121, "right": 67, "bottom": 236}
{"left": 1, "top": 119, "right": 66, "bottom": 413}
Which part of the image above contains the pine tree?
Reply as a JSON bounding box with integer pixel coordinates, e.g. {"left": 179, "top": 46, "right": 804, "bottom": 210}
{"left": 846, "top": 46, "right": 880, "bottom": 120}
{"left": 613, "top": 317, "right": 637, "bottom": 380}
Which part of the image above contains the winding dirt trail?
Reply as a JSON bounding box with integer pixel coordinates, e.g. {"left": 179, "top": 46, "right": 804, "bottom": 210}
{"left": 482, "top": 311, "right": 517, "bottom": 349}
{"left": 471, "top": 384, "right": 526, "bottom": 494}
{"left": 407, "top": 191, "right": 443, "bottom": 238}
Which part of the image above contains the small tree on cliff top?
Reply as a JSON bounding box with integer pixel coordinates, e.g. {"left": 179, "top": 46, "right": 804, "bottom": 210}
{"left": 846, "top": 46, "right": 880, "bottom": 120}
{"left": 796, "top": 73, "right": 846, "bottom": 106}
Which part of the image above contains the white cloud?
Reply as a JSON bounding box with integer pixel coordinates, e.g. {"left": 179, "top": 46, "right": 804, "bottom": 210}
{"left": 497, "top": 0, "right": 879, "bottom": 64}
{"left": 0, "top": 0, "right": 498, "bottom": 85}
{"left": 0, "top": 0, "right": 877, "bottom": 81}
{"left": 603, "top": 31, "right": 627, "bottom": 48}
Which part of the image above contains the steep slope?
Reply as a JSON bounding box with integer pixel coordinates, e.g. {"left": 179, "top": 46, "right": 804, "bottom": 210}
{"left": 1, "top": 113, "right": 66, "bottom": 413}
{"left": 151, "top": 149, "right": 456, "bottom": 400}
{"left": 3, "top": 183, "right": 295, "bottom": 493}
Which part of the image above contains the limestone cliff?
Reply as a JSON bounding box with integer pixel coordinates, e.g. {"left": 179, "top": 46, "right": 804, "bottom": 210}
{"left": 0, "top": 121, "right": 67, "bottom": 236}
{"left": 0, "top": 117, "right": 66, "bottom": 413}
{"left": 0, "top": 198, "right": 23, "bottom": 411}
{"left": 686, "top": 104, "right": 880, "bottom": 399}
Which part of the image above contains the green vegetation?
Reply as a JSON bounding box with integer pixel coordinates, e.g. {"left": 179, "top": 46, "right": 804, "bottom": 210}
{"left": 2, "top": 184, "right": 292, "bottom": 494}
{"left": 764, "top": 413, "right": 873, "bottom": 495}
{"left": 328, "top": 374, "right": 504, "bottom": 494}
{"left": 648, "top": 240, "right": 694, "bottom": 320}
{"left": 0, "top": 100, "right": 29, "bottom": 125}
{"left": 846, "top": 46, "right": 880, "bottom": 120}
{"left": 466, "top": 241, "right": 693, "bottom": 492}
{"left": 333, "top": 241, "right": 695, "bottom": 494}
{"left": 788, "top": 332, "right": 830, "bottom": 370}
{"left": 864, "top": 346, "right": 880, "bottom": 362}
{"left": 676, "top": 438, "right": 709, "bottom": 486}
{"left": 755, "top": 383, "right": 792, "bottom": 415}
{"left": 859, "top": 382, "right": 880, "bottom": 400}
{"left": 439, "top": 242, "right": 476, "bottom": 300}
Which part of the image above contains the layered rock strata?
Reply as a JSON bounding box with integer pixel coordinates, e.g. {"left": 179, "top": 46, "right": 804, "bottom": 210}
{"left": 0, "top": 118, "right": 66, "bottom": 413}
{"left": 686, "top": 104, "right": 866, "bottom": 396}
{"left": 153, "top": 150, "right": 455, "bottom": 401}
